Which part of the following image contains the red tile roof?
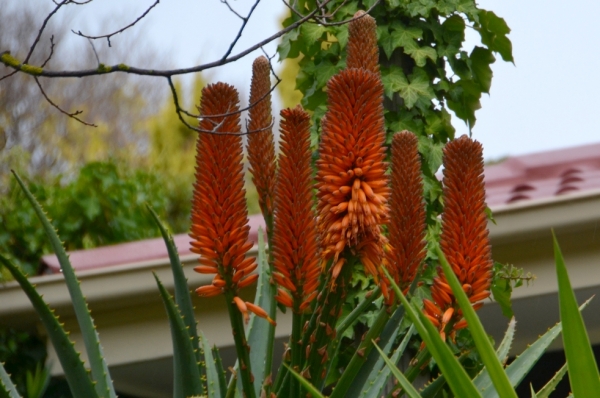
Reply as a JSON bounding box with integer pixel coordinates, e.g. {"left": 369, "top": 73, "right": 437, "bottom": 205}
{"left": 42, "top": 141, "right": 600, "bottom": 273}
{"left": 484, "top": 142, "right": 600, "bottom": 206}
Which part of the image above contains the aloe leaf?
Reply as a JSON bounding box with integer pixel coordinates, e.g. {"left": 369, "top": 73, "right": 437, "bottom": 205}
{"left": 154, "top": 273, "right": 204, "bottom": 398}
{"left": 496, "top": 317, "right": 516, "bottom": 365}
{"left": 475, "top": 297, "right": 592, "bottom": 397}
{"left": 382, "top": 267, "right": 482, "bottom": 398}
{"left": 238, "top": 229, "right": 275, "bottom": 397}
{"left": 335, "top": 286, "right": 381, "bottom": 339}
{"left": 0, "top": 361, "right": 20, "bottom": 398}
{"left": 343, "top": 304, "right": 405, "bottom": 398}
{"left": 530, "top": 384, "right": 537, "bottom": 397}
{"left": 553, "top": 231, "right": 600, "bottom": 397}
{"left": 534, "top": 363, "right": 567, "bottom": 398}
{"left": 284, "top": 365, "right": 326, "bottom": 398}
{"left": 436, "top": 247, "right": 517, "bottom": 398}
{"left": 363, "top": 324, "right": 416, "bottom": 398}
{"left": 372, "top": 340, "right": 421, "bottom": 398}
{"left": 0, "top": 255, "right": 98, "bottom": 398}
{"left": 212, "top": 345, "right": 227, "bottom": 398}
{"left": 12, "top": 171, "right": 115, "bottom": 398}
{"left": 200, "top": 331, "right": 223, "bottom": 398}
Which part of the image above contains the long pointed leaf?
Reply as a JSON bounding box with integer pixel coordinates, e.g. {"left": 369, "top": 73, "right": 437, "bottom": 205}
{"left": 363, "top": 324, "right": 416, "bottom": 398}
{"left": 553, "top": 232, "right": 600, "bottom": 397}
{"left": 382, "top": 267, "right": 482, "bottom": 398}
{"left": 534, "top": 363, "right": 567, "bottom": 398}
{"left": 146, "top": 205, "right": 204, "bottom": 377}
{"left": 436, "top": 247, "right": 517, "bottom": 398}
{"left": 237, "top": 229, "right": 275, "bottom": 397}
{"left": 0, "top": 255, "right": 98, "bottom": 398}
{"left": 475, "top": 297, "right": 592, "bottom": 397}
{"left": 284, "top": 365, "right": 326, "bottom": 398}
{"left": 0, "top": 361, "right": 20, "bottom": 398}
{"left": 496, "top": 317, "right": 516, "bottom": 366}
{"left": 372, "top": 340, "right": 421, "bottom": 398}
{"left": 12, "top": 171, "right": 114, "bottom": 398}
{"left": 154, "top": 274, "right": 204, "bottom": 398}
{"left": 200, "top": 331, "right": 223, "bottom": 398}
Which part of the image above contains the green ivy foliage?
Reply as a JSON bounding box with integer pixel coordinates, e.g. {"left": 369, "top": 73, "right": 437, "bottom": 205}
{"left": 0, "top": 156, "right": 191, "bottom": 279}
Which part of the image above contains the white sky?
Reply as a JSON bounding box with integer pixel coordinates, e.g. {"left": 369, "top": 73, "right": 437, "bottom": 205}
{"left": 15, "top": 0, "right": 600, "bottom": 161}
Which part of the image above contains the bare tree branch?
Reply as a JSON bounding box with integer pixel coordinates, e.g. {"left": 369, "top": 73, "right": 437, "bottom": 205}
{"left": 220, "top": 0, "right": 245, "bottom": 20}
{"left": 40, "top": 36, "right": 55, "bottom": 68}
{"left": 0, "top": 0, "right": 334, "bottom": 78}
{"left": 220, "top": 0, "right": 261, "bottom": 60}
{"left": 24, "top": 0, "right": 68, "bottom": 63}
{"left": 71, "top": 0, "right": 160, "bottom": 47}
{"left": 34, "top": 77, "right": 97, "bottom": 127}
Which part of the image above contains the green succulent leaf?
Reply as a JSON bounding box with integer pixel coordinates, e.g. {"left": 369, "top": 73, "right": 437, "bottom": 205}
{"left": 553, "top": 231, "right": 600, "bottom": 397}
{"left": 372, "top": 341, "right": 421, "bottom": 398}
{"left": 0, "top": 361, "right": 20, "bottom": 398}
{"left": 11, "top": 171, "right": 113, "bottom": 398}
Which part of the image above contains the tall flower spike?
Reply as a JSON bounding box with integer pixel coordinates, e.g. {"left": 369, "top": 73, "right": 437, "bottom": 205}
{"left": 383, "top": 131, "right": 426, "bottom": 303}
{"left": 423, "top": 135, "right": 492, "bottom": 341}
{"left": 346, "top": 11, "right": 379, "bottom": 75}
{"left": 316, "top": 67, "right": 389, "bottom": 281}
{"left": 272, "top": 106, "right": 320, "bottom": 313}
{"left": 247, "top": 56, "right": 276, "bottom": 227}
{"left": 190, "top": 82, "right": 273, "bottom": 324}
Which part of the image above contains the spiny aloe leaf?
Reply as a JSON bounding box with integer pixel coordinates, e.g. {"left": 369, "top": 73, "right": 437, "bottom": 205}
{"left": 234, "top": 228, "right": 275, "bottom": 397}
{"left": 553, "top": 231, "right": 600, "bottom": 397}
{"left": 496, "top": 317, "right": 516, "bottom": 365}
{"left": 372, "top": 340, "right": 421, "bottom": 398}
{"left": 0, "top": 255, "right": 98, "bottom": 398}
{"left": 154, "top": 273, "right": 204, "bottom": 398}
{"left": 0, "top": 361, "right": 20, "bottom": 398}
{"left": 200, "top": 331, "right": 224, "bottom": 398}
{"left": 382, "top": 267, "right": 482, "bottom": 398}
{"left": 475, "top": 297, "right": 592, "bottom": 397}
{"left": 146, "top": 205, "right": 205, "bottom": 379}
{"left": 534, "top": 363, "right": 567, "bottom": 398}
{"left": 362, "top": 324, "right": 416, "bottom": 398}
{"left": 12, "top": 171, "right": 114, "bottom": 398}
{"left": 436, "top": 246, "right": 517, "bottom": 398}
{"left": 335, "top": 286, "right": 381, "bottom": 339}
{"left": 212, "top": 346, "right": 227, "bottom": 398}
{"left": 345, "top": 304, "right": 406, "bottom": 398}
{"left": 530, "top": 384, "right": 537, "bottom": 397}
{"left": 284, "top": 365, "right": 326, "bottom": 398}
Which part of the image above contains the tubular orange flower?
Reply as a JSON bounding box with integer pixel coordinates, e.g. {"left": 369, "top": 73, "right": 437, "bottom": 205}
{"left": 346, "top": 11, "right": 379, "bottom": 75}
{"left": 423, "top": 135, "right": 493, "bottom": 341}
{"left": 190, "top": 82, "right": 267, "bottom": 321}
{"left": 383, "top": 131, "right": 426, "bottom": 302}
{"left": 272, "top": 106, "right": 320, "bottom": 313}
{"left": 316, "top": 67, "right": 389, "bottom": 280}
{"left": 247, "top": 56, "right": 276, "bottom": 224}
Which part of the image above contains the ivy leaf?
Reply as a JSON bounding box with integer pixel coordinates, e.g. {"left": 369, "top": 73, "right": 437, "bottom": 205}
{"left": 381, "top": 65, "right": 408, "bottom": 99}
{"left": 417, "top": 136, "right": 444, "bottom": 173}
{"left": 404, "top": 42, "right": 437, "bottom": 67}
{"left": 478, "top": 10, "right": 514, "bottom": 63}
{"left": 470, "top": 46, "right": 495, "bottom": 93}
{"left": 382, "top": 66, "right": 435, "bottom": 109}
{"left": 447, "top": 79, "right": 481, "bottom": 127}
{"left": 301, "top": 23, "right": 327, "bottom": 43}
{"left": 406, "top": 0, "right": 437, "bottom": 17}
{"left": 390, "top": 22, "right": 423, "bottom": 47}
{"left": 314, "top": 59, "right": 341, "bottom": 88}
{"left": 278, "top": 29, "right": 300, "bottom": 60}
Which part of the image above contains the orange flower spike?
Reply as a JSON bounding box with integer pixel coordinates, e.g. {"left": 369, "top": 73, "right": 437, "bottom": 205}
{"left": 272, "top": 106, "right": 320, "bottom": 313}
{"left": 247, "top": 56, "right": 277, "bottom": 222}
{"left": 383, "top": 131, "right": 426, "bottom": 303}
{"left": 346, "top": 10, "right": 380, "bottom": 75}
{"left": 316, "top": 67, "right": 388, "bottom": 280}
{"left": 190, "top": 82, "right": 260, "bottom": 302}
{"left": 423, "top": 135, "right": 493, "bottom": 340}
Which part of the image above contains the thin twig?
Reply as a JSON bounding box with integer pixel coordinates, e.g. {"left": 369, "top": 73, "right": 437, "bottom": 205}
{"left": 40, "top": 36, "right": 56, "bottom": 68}
{"left": 34, "top": 77, "right": 97, "bottom": 127}
{"left": 282, "top": 0, "right": 304, "bottom": 19}
{"left": 167, "top": 76, "right": 275, "bottom": 136}
{"left": 1, "top": 0, "right": 334, "bottom": 78}
{"left": 25, "top": 0, "right": 69, "bottom": 64}
{"left": 71, "top": 0, "right": 160, "bottom": 47}
{"left": 221, "top": 0, "right": 261, "bottom": 61}
{"left": 317, "top": 0, "right": 381, "bottom": 26}
{"left": 220, "top": 0, "right": 245, "bottom": 20}
{"left": 87, "top": 38, "right": 100, "bottom": 65}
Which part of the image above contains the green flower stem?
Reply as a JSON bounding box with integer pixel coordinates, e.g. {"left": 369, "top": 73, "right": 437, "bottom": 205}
{"left": 263, "top": 211, "right": 277, "bottom": 397}
{"left": 290, "top": 310, "right": 303, "bottom": 398}
{"left": 224, "top": 290, "right": 256, "bottom": 398}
